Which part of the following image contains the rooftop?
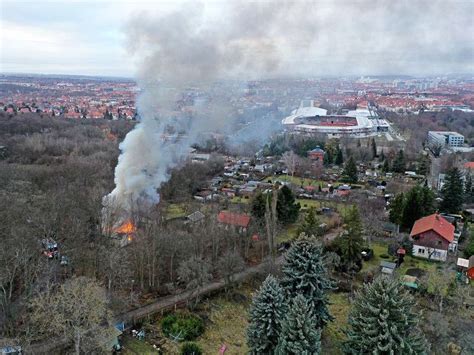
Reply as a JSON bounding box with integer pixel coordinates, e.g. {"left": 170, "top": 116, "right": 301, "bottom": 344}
{"left": 410, "top": 213, "right": 455, "bottom": 243}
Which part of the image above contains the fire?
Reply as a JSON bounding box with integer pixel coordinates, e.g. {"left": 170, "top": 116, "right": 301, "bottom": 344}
{"left": 114, "top": 220, "right": 137, "bottom": 235}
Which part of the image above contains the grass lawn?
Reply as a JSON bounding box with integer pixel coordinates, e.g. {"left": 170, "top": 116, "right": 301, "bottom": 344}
{"left": 361, "top": 241, "right": 389, "bottom": 272}
{"left": 231, "top": 196, "right": 251, "bottom": 204}
{"left": 122, "top": 336, "right": 158, "bottom": 354}
{"left": 196, "top": 296, "right": 250, "bottom": 354}
{"left": 397, "top": 255, "right": 439, "bottom": 275}
{"left": 277, "top": 224, "right": 298, "bottom": 243}
{"left": 322, "top": 292, "right": 351, "bottom": 354}
{"left": 361, "top": 240, "right": 440, "bottom": 276}
{"left": 273, "top": 175, "right": 326, "bottom": 187}
{"left": 165, "top": 203, "right": 187, "bottom": 219}
{"left": 297, "top": 198, "right": 353, "bottom": 215}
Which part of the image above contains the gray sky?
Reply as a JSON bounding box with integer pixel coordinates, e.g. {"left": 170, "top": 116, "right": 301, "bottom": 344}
{"left": 1, "top": 0, "right": 473, "bottom": 78}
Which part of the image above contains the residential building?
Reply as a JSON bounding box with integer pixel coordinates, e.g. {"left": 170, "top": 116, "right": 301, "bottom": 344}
{"left": 410, "top": 213, "right": 455, "bottom": 262}
{"left": 217, "top": 211, "right": 250, "bottom": 233}
{"left": 307, "top": 147, "right": 325, "bottom": 162}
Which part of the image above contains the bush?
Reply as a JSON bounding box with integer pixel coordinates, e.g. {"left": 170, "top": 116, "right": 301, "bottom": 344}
{"left": 180, "top": 342, "right": 203, "bottom": 355}
{"left": 161, "top": 313, "right": 205, "bottom": 341}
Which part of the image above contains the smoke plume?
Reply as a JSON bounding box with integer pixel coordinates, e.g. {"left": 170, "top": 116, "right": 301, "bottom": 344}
{"left": 104, "top": 0, "right": 473, "bottom": 211}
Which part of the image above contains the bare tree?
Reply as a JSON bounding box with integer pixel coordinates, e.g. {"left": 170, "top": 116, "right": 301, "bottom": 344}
{"left": 217, "top": 250, "right": 245, "bottom": 288}
{"left": 177, "top": 257, "right": 212, "bottom": 308}
{"left": 282, "top": 150, "right": 299, "bottom": 178}
{"left": 29, "top": 276, "right": 110, "bottom": 355}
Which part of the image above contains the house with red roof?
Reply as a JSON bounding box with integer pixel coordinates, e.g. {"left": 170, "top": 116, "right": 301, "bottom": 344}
{"left": 217, "top": 211, "right": 251, "bottom": 233}
{"left": 410, "top": 213, "right": 455, "bottom": 261}
{"left": 464, "top": 162, "right": 474, "bottom": 175}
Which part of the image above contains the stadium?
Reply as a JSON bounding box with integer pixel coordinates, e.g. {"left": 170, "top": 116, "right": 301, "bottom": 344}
{"left": 282, "top": 101, "right": 390, "bottom": 137}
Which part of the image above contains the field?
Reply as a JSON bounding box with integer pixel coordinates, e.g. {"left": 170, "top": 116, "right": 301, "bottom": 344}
{"left": 122, "top": 286, "right": 254, "bottom": 354}
{"left": 122, "top": 284, "right": 350, "bottom": 355}
{"left": 323, "top": 292, "right": 351, "bottom": 355}
{"left": 361, "top": 241, "right": 441, "bottom": 276}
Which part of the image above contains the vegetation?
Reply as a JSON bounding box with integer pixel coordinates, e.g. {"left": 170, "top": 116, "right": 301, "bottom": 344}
{"left": 276, "top": 185, "right": 300, "bottom": 225}
{"left": 343, "top": 277, "right": 429, "bottom": 354}
{"left": 281, "top": 236, "right": 335, "bottom": 328}
{"left": 161, "top": 313, "right": 205, "bottom": 341}
{"left": 296, "top": 207, "right": 322, "bottom": 237}
{"left": 29, "top": 276, "right": 110, "bottom": 355}
{"left": 180, "top": 342, "right": 203, "bottom": 355}
{"left": 332, "top": 206, "right": 364, "bottom": 271}
{"left": 392, "top": 149, "right": 406, "bottom": 173}
{"left": 275, "top": 295, "right": 321, "bottom": 355}
{"left": 341, "top": 156, "right": 358, "bottom": 183}
{"left": 389, "top": 185, "right": 435, "bottom": 230}
{"left": 247, "top": 275, "right": 287, "bottom": 354}
{"left": 440, "top": 167, "right": 465, "bottom": 213}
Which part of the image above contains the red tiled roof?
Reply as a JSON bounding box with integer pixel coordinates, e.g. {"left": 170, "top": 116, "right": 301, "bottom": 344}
{"left": 410, "top": 213, "right": 454, "bottom": 243}
{"left": 464, "top": 162, "right": 474, "bottom": 169}
{"left": 217, "top": 211, "right": 250, "bottom": 228}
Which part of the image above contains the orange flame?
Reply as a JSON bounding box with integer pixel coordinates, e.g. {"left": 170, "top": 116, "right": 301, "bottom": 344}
{"left": 114, "top": 220, "right": 136, "bottom": 235}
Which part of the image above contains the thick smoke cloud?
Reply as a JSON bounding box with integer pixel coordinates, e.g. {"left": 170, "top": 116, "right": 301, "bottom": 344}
{"left": 105, "top": 0, "right": 473, "bottom": 211}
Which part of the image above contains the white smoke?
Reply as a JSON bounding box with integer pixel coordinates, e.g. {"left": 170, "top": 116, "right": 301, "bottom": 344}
{"left": 104, "top": 0, "right": 474, "bottom": 211}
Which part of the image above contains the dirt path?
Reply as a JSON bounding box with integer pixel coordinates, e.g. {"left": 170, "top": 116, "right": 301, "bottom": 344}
{"left": 30, "top": 255, "right": 284, "bottom": 354}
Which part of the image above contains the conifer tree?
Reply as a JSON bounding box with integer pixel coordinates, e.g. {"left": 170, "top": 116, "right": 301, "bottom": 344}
{"left": 342, "top": 156, "right": 358, "bottom": 183}
{"left": 281, "top": 236, "right": 334, "bottom": 328}
{"left": 371, "top": 138, "right": 377, "bottom": 159}
{"left": 275, "top": 294, "right": 321, "bottom": 355}
{"left": 392, "top": 150, "right": 406, "bottom": 173}
{"left": 440, "top": 167, "right": 464, "bottom": 213}
{"left": 296, "top": 207, "right": 321, "bottom": 237}
{"left": 389, "top": 192, "right": 405, "bottom": 226}
{"left": 465, "top": 174, "right": 474, "bottom": 204}
{"left": 334, "top": 206, "right": 364, "bottom": 270}
{"left": 335, "top": 147, "right": 344, "bottom": 165}
{"left": 381, "top": 158, "right": 390, "bottom": 173}
{"left": 277, "top": 185, "right": 300, "bottom": 225}
{"left": 343, "top": 277, "right": 429, "bottom": 354}
{"left": 323, "top": 150, "right": 332, "bottom": 166}
{"left": 247, "top": 275, "right": 287, "bottom": 354}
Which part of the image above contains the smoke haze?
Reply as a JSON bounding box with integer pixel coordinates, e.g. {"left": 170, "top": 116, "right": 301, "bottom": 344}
{"left": 104, "top": 0, "right": 473, "bottom": 211}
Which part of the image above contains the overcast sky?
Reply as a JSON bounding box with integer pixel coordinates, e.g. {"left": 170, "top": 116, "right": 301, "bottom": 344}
{"left": 1, "top": 0, "right": 473, "bottom": 78}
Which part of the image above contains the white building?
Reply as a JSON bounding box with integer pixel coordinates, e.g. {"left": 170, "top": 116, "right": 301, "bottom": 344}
{"left": 282, "top": 101, "right": 390, "bottom": 138}
{"left": 428, "top": 131, "right": 464, "bottom": 148}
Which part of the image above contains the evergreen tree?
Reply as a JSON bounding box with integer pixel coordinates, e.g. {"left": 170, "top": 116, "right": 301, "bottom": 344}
{"left": 247, "top": 275, "right": 287, "bottom": 354}
{"left": 335, "top": 147, "right": 344, "bottom": 165}
{"left": 342, "top": 156, "right": 358, "bottom": 183}
{"left": 277, "top": 185, "right": 300, "bottom": 225}
{"left": 343, "top": 277, "right": 429, "bottom": 355}
{"left": 296, "top": 207, "right": 322, "bottom": 237}
{"left": 323, "top": 149, "right": 332, "bottom": 166}
{"left": 275, "top": 295, "right": 321, "bottom": 355}
{"left": 379, "top": 150, "right": 385, "bottom": 162}
{"left": 401, "top": 186, "right": 425, "bottom": 230}
{"left": 251, "top": 192, "right": 266, "bottom": 221}
{"left": 334, "top": 206, "right": 364, "bottom": 270}
{"left": 465, "top": 174, "right": 474, "bottom": 204}
{"left": 371, "top": 138, "right": 377, "bottom": 159}
{"left": 281, "top": 236, "right": 334, "bottom": 328}
{"left": 419, "top": 185, "right": 435, "bottom": 216}
{"left": 392, "top": 150, "right": 406, "bottom": 173}
{"left": 391, "top": 185, "right": 435, "bottom": 230}
{"left": 389, "top": 192, "right": 405, "bottom": 226}
{"left": 416, "top": 154, "right": 431, "bottom": 176}
{"left": 381, "top": 159, "right": 390, "bottom": 173}
{"left": 440, "top": 167, "right": 464, "bottom": 213}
